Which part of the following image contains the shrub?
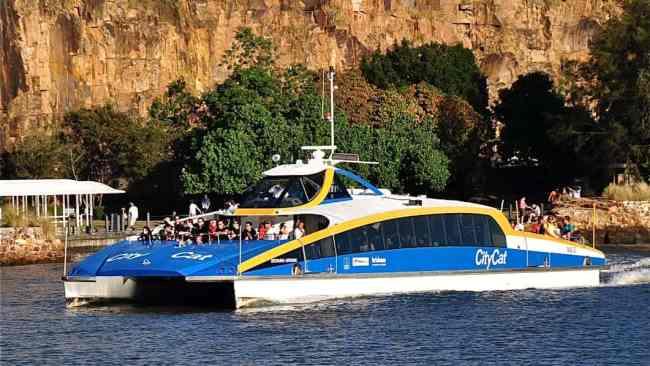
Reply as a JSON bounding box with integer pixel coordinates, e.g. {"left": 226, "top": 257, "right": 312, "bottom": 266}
{"left": 603, "top": 182, "right": 650, "bottom": 201}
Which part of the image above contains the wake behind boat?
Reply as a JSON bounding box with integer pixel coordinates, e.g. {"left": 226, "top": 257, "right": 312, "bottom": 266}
{"left": 63, "top": 69, "right": 606, "bottom": 308}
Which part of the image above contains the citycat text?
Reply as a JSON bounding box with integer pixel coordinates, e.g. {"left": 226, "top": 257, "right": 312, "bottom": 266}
{"left": 475, "top": 249, "right": 508, "bottom": 270}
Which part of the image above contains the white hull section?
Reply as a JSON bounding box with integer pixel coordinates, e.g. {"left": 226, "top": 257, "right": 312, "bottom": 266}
{"left": 234, "top": 269, "right": 600, "bottom": 308}
{"left": 64, "top": 277, "right": 137, "bottom": 305}
{"left": 64, "top": 269, "right": 600, "bottom": 308}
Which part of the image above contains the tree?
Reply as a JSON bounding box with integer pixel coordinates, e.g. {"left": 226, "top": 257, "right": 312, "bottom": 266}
{"left": 495, "top": 72, "right": 606, "bottom": 185}
{"left": 220, "top": 27, "right": 276, "bottom": 72}
{"left": 63, "top": 105, "right": 168, "bottom": 184}
{"left": 361, "top": 40, "right": 488, "bottom": 112}
{"left": 5, "top": 132, "right": 68, "bottom": 179}
{"left": 564, "top": 0, "right": 650, "bottom": 180}
{"left": 495, "top": 72, "right": 565, "bottom": 163}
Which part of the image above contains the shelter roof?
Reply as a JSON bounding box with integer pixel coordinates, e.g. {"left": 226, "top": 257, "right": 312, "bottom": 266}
{"left": 0, "top": 179, "right": 125, "bottom": 196}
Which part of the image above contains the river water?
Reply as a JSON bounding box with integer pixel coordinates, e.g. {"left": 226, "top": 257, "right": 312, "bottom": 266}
{"left": 1, "top": 252, "right": 649, "bottom": 365}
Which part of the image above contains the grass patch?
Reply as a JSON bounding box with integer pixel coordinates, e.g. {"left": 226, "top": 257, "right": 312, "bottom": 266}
{"left": 603, "top": 182, "right": 650, "bottom": 201}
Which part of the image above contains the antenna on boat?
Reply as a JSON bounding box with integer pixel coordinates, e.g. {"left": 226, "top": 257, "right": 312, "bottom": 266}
{"left": 301, "top": 66, "right": 377, "bottom": 166}
{"left": 328, "top": 65, "right": 335, "bottom": 155}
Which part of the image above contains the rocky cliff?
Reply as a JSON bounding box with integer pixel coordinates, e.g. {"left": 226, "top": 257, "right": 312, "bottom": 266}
{"left": 0, "top": 0, "right": 621, "bottom": 150}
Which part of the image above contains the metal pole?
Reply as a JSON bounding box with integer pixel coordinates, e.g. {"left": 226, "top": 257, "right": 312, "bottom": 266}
{"left": 329, "top": 66, "right": 335, "bottom": 150}
{"left": 592, "top": 203, "right": 596, "bottom": 248}
{"left": 238, "top": 217, "right": 243, "bottom": 275}
{"left": 147, "top": 212, "right": 150, "bottom": 228}
{"left": 63, "top": 220, "right": 68, "bottom": 276}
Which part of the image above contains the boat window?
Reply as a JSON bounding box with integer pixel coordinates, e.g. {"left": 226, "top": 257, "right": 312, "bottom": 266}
{"left": 429, "top": 215, "right": 446, "bottom": 246}
{"left": 474, "top": 215, "right": 492, "bottom": 246}
{"left": 367, "top": 222, "right": 385, "bottom": 251}
{"left": 443, "top": 214, "right": 462, "bottom": 246}
{"left": 413, "top": 215, "right": 431, "bottom": 247}
{"left": 239, "top": 172, "right": 325, "bottom": 208}
{"left": 398, "top": 217, "right": 416, "bottom": 248}
{"left": 305, "top": 236, "right": 336, "bottom": 260}
{"left": 381, "top": 219, "right": 400, "bottom": 250}
{"left": 490, "top": 219, "right": 507, "bottom": 247}
{"left": 460, "top": 214, "right": 478, "bottom": 246}
{"left": 303, "top": 174, "right": 323, "bottom": 200}
{"left": 327, "top": 174, "right": 352, "bottom": 200}
{"left": 335, "top": 231, "right": 353, "bottom": 255}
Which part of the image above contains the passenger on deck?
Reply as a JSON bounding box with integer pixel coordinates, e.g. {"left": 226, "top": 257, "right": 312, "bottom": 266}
{"left": 216, "top": 220, "right": 229, "bottom": 241}
{"left": 561, "top": 216, "right": 575, "bottom": 240}
{"left": 278, "top": 223, "right": 290, "bottom": 240}
{"left": 173, "top": 216, "right": 184, "bottom": 233}
{"left": 529, "top": 217, "right": 542, "bottom": 234}
{"left": 242, "top": 221, "right": 257, "bottom": 241}
{"left": 228, "top": 220, "right": 241, "bottom": 240}
{"left": 264, "top": 222, "right": 277, "bottom": 240}
{"left": 293, "top": 220, "right": 306, "bottom": 239}
{"left": 258, "top": 223, "right": 267, "bottom": 240}
{"left": 208, "top": 219, "right": 218, "bottom": 241}
{"left": 544, "top": 216, "right": 561, "bottom": 238}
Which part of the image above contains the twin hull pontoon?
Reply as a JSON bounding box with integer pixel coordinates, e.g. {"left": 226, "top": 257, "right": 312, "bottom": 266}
{"left": 64, "top": 153, "right": 606, "bottom": 308}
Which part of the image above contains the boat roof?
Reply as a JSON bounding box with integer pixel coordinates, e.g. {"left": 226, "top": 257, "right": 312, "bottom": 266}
{"left": 275, "top": 192, "right": 494, "bottom": 225}
{"left": 263, "top": 161, "right": 326, "bottom": 177}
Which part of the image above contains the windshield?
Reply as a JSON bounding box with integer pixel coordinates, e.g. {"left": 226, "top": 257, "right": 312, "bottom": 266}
{"left": 239, "top": 172, "right": 325, "bottom": 208}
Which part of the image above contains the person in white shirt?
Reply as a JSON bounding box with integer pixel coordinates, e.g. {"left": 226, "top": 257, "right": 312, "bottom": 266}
{"left": 128, "top": 202, "right": 139, "bottom": 230}
{"left": 278, "top": 223, "right": 290, "bottom": 240}
{"left": 293, "top": 220, "right": 305, "bottom": 239}
{"left": 188, "top": 200, "right": 201, "bottom": 217}
{"left": 201, "top": 194, "right": 211, "bottom": 212}
{"left": 264, "top": 222, "right": 278, "bottom": 240}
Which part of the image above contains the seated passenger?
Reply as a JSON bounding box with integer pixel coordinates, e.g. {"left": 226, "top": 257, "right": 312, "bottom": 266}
{"left": 242, "top": 221, "right": 257, "bottom": 241}
{"left": 561, "top": 216, "right": 575, "bottom": 240}
{"left": 544, "top": 216, "right": 561, "bottom": 238}
{"left": 278, "top": 223, "right": 290, "bottom": 240}
{"left": 293, "top": 220, "right": 306, "bottom": 239}
{"left": 529, "top": 217, "right": 542, "bottom": 234}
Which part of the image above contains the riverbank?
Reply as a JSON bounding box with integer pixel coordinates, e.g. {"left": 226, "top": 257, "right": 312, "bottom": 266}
{"left": 0, "top": 227, "right": 125, "bottom": 266}
{"left": 552, "top": 198, "right": 650, "bottom": 245}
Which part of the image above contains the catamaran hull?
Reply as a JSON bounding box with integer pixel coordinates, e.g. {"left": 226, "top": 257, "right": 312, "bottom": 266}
{"left": 65, "top": 267, "right": 601, "bottom": 308}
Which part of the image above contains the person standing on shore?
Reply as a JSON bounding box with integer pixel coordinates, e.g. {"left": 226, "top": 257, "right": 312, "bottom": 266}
{"left": 188, "top": 200, "right": 201, "bottom": 222}
{"left": 128, "top": 202, "right": 139, "bottom": 231}
{"left": 201, "top": 194, "right": 211, "bottom": 213}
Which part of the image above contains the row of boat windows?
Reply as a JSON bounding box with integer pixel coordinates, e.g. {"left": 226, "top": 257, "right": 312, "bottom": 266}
{"left": 261, "top": 214, "right": 507, "bottom": 266}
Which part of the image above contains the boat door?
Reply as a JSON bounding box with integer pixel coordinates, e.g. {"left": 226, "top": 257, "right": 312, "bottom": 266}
{"left": 302, "top": 235, "right": 337, "bottom": 274}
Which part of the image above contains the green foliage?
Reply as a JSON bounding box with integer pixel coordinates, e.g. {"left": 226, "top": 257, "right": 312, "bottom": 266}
{"left": 496, "top": 72, "right": 608, "bottom": 185}
{"left": 5, "top": 131, "right": 68, "bottom": 179}
{"left": 361, "top": 40, "right": 488, "bottom": 111}
{"left": 495, "top": 72, "right": 565, "bottom": 163}
{"left": 182, "top": 65, "right": 451, "bottom": 195}
{"left": 564, "top": 0, "right": 650, "bottom": 180}
{"left": 220, "top": 27, "right": 276, "bottom": 72}
{"left": 63, "top": 104, "right": 168, "bottom": 184}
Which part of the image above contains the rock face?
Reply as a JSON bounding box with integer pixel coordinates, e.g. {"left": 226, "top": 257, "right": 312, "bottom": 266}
{"left": 0, "top": 0, "right": 621, "bottom": 150}
{"left": 553, "top": 198, "right": 650, "bottom": 245}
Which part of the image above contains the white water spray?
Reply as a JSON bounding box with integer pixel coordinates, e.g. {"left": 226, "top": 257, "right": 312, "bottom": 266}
{"left": 602, "top": 257, "right": 650, "bottom": 286}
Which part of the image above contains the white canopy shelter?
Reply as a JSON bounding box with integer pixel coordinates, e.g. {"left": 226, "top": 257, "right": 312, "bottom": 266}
{"left": 0, "top": 179, "right": 125, "bottom": 232}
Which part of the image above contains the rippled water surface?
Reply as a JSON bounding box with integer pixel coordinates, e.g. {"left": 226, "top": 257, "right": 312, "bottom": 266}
{"left": 2, "top": 252, "right": 649, "bottom": 365}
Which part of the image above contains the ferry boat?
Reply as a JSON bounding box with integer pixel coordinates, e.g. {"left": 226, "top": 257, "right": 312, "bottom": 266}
{"left": 63, "top": 69, "right": 607, "bottom": 308}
